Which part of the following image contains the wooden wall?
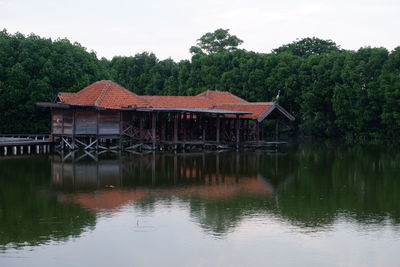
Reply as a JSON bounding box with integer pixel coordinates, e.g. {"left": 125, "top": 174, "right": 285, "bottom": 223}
{"left": 99, "top": 111, "right": 120, "bottom": 135}
{"left": 52, "top": 109, "right": 121, "bottom": 136}
{"left": 51, "top": 110, "right": 73, "bottom": 135}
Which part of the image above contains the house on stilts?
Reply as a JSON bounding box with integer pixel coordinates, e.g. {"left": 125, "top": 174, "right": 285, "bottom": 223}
{"left": 37, "top": 80, "right": 295, "bottom": 151}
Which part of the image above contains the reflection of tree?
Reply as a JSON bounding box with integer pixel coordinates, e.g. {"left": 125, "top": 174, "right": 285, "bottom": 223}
{"left": 270, "top": 143, "right": 400, "bottom": 228}
{"left": 0, "top": 157, "right": 95, "bottom": 249}
{"left": 51, "top": 145, "right": 400, "bottom": 237}
{"left": 187, "top": 195, "right": 275, "bottom": 236}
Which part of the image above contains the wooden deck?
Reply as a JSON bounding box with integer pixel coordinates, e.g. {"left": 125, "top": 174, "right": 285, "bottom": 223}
{"left": 0, "top": 136, "right": 57, "bottom": 156}
{"left": 0, "top": 133, "right": 289, "bottom": 156}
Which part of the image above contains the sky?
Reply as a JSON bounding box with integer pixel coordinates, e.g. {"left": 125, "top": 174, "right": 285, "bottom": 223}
{"left": 1, "top": 0, "right": 399, "bottom": 61}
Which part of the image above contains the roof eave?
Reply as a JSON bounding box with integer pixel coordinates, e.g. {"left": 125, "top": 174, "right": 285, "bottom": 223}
{"left": 257, "top": 103, "right": 295, "bottom": 122}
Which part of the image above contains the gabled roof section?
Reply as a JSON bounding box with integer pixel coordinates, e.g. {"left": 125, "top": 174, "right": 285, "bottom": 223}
{"left": 214, "top": 102, "right": 295, "bottom": 122}
{"left": 196, "top": 90, "right": 248, "bottom": 104}
{"left": 57, "top": 80, "right": 149, "bottom": 109}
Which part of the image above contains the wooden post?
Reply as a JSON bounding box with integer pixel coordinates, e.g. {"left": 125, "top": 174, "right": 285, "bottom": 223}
{"left": 139, "top": 113, "right": 144, "bottom": 142}
{"left": 174, "top": 113, "right": 178, "bottom": 149}
{"left": 152, "top": 112, "right": 156, "bottom": 150}
{"left": 72, "top": 109, "right": 76, "bottom": 150}
{"left": 260, "top": 121, "right": 264, "bottom": 141}
{"left": 183, "top": 113, "right": 187, "bottom": 144}
{"left": 240, "top": 119, "right": 244, "bottom": 141}
{"left": 189, "top": 113, "right": 194, "bottom": 141}
{"left": 236, "top": 115, "right": 240, "bottom": 149}
{"left": 119, "top": 110, "right": 123, "bottom": 150}
{"left": 275, "top": 119, "right": 279, "bottom": 141}
{"left": 246, "top": 119, "right": 249, "bottom": 141}
{"left": 161, "top": 113, "right": 166, "bottom": 142}
{"left": 255, "top": 120, "right": 260, "bottom": 142}
{"left": 216, "top": 115, "right": 220, "bottom": 144}
{"left": 96, "top": 111, "right": 100, "bottom": 150}
{"left": 202, "top": 116, "right": 206, "bottom": 143}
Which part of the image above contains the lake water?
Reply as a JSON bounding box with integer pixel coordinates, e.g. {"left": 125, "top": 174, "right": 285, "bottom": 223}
{"left": 0, "top": 142, "right": 399, "bottom": 267}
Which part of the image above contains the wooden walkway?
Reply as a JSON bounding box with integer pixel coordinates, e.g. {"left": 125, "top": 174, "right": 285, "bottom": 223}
{"left": 0, "top": 135, "right": 57, "bottom": 155}
{"left": 0, "top": 134, "right": 288, "bottom": 156}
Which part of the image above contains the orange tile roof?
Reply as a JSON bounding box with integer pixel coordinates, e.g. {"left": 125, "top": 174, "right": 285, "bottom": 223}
{"left": 55, "top": 81, "right": 287, "bottom": 120}
{"left": 196, "top": 90, "right": 248, "bottom": 104}
{"left": 58, "top": 80, "right": 148, "bottom": 109}
{"left": 142, "top": 96, "right": 212, "bottom": 108}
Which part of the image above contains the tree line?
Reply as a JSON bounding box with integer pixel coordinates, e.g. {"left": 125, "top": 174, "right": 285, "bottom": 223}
{"left": 0, "top": 29, "right": 398, "bottom": 140}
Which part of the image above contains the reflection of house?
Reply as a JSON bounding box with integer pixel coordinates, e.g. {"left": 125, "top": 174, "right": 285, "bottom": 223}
{"left": 52, "top": 154, "right": 273, "bottom": 211}
{"left": 38, "top": 80, "right": 294, "bottom": 150}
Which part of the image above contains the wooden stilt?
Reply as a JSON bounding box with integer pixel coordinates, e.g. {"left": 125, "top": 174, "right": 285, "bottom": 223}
{"left": 202, "top": 116, "right": 206, "bottom": 143}
{"left": 161, "top": 113, "right": 166, "bottom": 142}
{"left": 152, "top": 112, "right": 156, "bottom": 150}
{"left": 236, "top": 115, "right": 240, "bottom": 149}
{"left": 255, "top": 120, "right": 260, "bottom": 141}
{"left": 174, "top": 113, "right": 178, "bottom": 150}
{"left": 216, "top": 115, "right": 220, "bottom": 144}
{"left": 275, "top": 119, "right": 279, "bottom": 141}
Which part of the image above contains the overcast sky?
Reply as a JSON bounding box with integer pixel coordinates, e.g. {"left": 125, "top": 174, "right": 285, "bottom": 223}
{"left": 1, "top": 0, "right": 399, "bottom": 61}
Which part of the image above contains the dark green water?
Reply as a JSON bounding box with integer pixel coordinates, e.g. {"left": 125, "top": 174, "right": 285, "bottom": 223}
{"left": 0, "top": 142, "right": 399, "bottom": 266}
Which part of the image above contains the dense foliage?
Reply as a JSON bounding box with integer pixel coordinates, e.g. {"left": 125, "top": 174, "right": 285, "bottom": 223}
{"left": 0, "top": 29, "right": 398, "bottom": 140}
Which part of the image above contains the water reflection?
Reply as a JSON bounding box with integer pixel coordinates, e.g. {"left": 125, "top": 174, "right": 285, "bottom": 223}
{"left": 52, "top": 144, "right": 400, "bottom": 237}
{"left": 0, "top": 157, "right": 96, "bottom": 249}
{"left": 52, "top": 152, "right": 276, "bottom": 235}
{"left": 1, "top": 143, "right": 400, "bottom": 251}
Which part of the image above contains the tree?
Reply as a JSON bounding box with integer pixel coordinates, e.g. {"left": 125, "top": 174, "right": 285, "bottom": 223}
{"left": 273, "top": 37, "right": 340, "bottom": 57}
{"left": 190, "top": 28, "right": 243, "bottom": 55}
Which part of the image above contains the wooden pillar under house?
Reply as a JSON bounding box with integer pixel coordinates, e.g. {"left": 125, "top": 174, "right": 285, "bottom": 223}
{"left": 245, "top": 120, "right": 250, "bottom": 142}
{"left": 161, "top": 113, "right": 166, "bottom": 142}
{"left": 72, "top": 109, "right": 76, "bottom": 149}
{"left": 235, "top": 115, "right": 240, "bottom": 149}
{"left": 96, "top": 110, "right": 100, "bottom": 150}
{"left": 216, "top": 115, "right": 220, "bottom": 144}
{"left": 189, "top": 113, "right": 194, "bottom": 140}
{"left": 174, "top": 113, "right": 178, "bottom": 148}
{"left": 240, "top": 119, "right": 245, "bottom": 141}
{"left": 255, "top": 120, "right": 260, "bottom": 142}
{"left": 275, "top": 119, "right": 279, "bottom": 141}
{"left": 183, "top": 113, "right": 187, "bottom": 143}
{"left": 201, "top": 116, "right": 206, "bottom": 143}
{"left": 139, "top": 113, "right": 144, "bottom": 142}
{"left": 119, "top": 110, "right": 123, "bottom": 149}
{"left": 151, "top": 112, "right": 156, "bottom": 150}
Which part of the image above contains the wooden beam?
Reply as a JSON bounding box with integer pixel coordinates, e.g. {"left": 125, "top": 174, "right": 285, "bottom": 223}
{"left": 236, "top": 115, "right": 240, "bottom": 149}
{"left": 139, "top": 113, "right": 144, "bottom": 142}
{"left": 174, "top": 113, "right": 178, "bottom": 147}
{"left": 96, "top": 111, "right": 99, "bottom": 150}
{"left": 189, "top": 113, "right": 194, "bottom": 141}
{"left": 255, "top": 120, "right": 260, "bottom": 141}
{"left": 216, "top": 115, "right": 220, "bottom": 143}
{"left": 152, "top": 112, "right": 156, "bottom": 150}
{"left": 161, "top": 113, "right": 166, "bottom": 141}
{"left": 72, "top": 109, "right": 76, "bottom": 149}
{"left": 183, "top": 113, "right": 187, "bottom": 143}
{"left": 245, "top": 119, "right": 249, "bottom": 142}
{"left": 202, "top": 116, "right": 206, "bottom": 143}
{"left": 275, "top": 119, "right": 279, "bottom": 141}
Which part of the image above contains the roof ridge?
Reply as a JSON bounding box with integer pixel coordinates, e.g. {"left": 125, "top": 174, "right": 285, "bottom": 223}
{"left": 94, "top": 81, "right": 111, "bottom": 107}
{"left": 142, "top": 95, "right": 209, "bottom": 99}
{"left": 112, "top": 81, "right": 151, "bottom": 108}
{"left": 214, "top": 102, "right": 274, "bottom": 106}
